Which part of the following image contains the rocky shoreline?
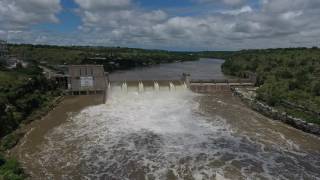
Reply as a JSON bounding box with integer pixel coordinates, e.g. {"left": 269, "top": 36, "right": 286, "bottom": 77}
{"left": 233, "top": 87, "right": 320, "bottom": 136}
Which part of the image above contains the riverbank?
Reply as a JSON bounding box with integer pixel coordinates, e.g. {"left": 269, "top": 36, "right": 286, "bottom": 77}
{"left": 8, "top": 95, "right": 103, "bottom": 178}
{"left": 233, "top": 87, "right": 320, "bottom": 136}
{"left": 220, "top": 48, "right": 320, "bottom": 125}
{"left": 0, "top": 96, "right": 63, "bottom": 152}
{"left": 0, "top": 95, "right": 63, "bottom": 179}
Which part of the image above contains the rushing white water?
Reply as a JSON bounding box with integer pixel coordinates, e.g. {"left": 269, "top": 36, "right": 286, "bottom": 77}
{"left": 38, "top": 88, "right": 228, "bottom": 178}
{"left": 122, "top": 82, "right": 128, "bottom": 92}
{"left": 154, "top": 82, "right": 160, "bottom": 91}
{"left": 35, "top": 86, "right": 320, "bottom": 180}
{"left": 169, "top": 82, "right": 175, "bottom": 91}
{"left": 138, "top": 82, "right": 145, "bottom": 93}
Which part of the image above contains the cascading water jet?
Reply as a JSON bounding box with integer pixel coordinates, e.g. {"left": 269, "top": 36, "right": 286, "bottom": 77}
{"left": 154, "top": 81, "right": 160, "bottom": 91}
{"left": 169, "top": 82, "right": 175, "bottom": 91}
{"left": 138, "top": 81, "right": 144, "bottom": 93}
{"left": 121, "top": 82, "right": 128, "bottom": 92}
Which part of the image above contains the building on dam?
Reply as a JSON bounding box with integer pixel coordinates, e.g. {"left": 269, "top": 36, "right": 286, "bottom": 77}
{"left": 53, "top": 65, "right": 108, "bottom": 95}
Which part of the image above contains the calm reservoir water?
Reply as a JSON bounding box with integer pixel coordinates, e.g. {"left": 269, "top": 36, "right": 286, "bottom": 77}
{"left": 12, "top": 58, "right": 320, "bottom": 180}
{"left": 109, "top": 58, "right": 227, "bottom": 81}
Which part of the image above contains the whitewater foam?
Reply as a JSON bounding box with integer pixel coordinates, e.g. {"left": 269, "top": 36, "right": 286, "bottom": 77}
{"left": 34, "top": 88, "right": 320, "bottom": 179}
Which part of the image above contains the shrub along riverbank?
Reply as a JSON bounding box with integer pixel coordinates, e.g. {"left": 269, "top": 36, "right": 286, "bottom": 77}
{"left": 220, "top": 48, "right": 320, "bottom": 125}
{"left": 0, "top": 65, "right": 60, "bottom": 179}
{"left": 0, "top": 153, "right": 25, "bottom": 180}
{"left": 0, "top": 65, "right": 60, "bottom": 140}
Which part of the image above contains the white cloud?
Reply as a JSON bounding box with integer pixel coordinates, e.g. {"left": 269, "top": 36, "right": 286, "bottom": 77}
{"left": 75, "top": 0, "right": 168, "bottom": 34}
{"left": 2, "top": 0, "right": 320, "bottom": 50}
{"left": 222, "top": 0, "right": 245, "bottom": 6}
{"left": 74, "top": 0, "right": 131, "bottom": 10}
{"left": 70, "top": 0, "right": 320, "bottom": 50}
{"left": 262, "top": 0, "right": 320, "bottom": 13}
{"left": 0, "top": 0, "right": 61, "bottom": 30}
{"left": 197, "top": 0, "right": 246, "bottom": 6}
{"left": 222, "top": 5, "right": 253, "bottom": 15}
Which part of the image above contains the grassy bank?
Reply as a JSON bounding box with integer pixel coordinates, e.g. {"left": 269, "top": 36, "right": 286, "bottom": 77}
{"left": 220, "top": 48, "right": 320, "bottom": 125}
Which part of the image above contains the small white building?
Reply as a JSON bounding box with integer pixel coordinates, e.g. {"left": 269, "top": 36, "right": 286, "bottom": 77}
{"left": 52, "top": 64, "right": 108, "bottom": 95}
{"left": 6, "top": 56, "right": 28, "bottom": 69}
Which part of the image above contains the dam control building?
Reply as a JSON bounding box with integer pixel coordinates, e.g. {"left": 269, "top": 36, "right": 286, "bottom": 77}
{"left": 54, "top": 65, "right": 108, "bottom": 95}
{"left": 68, "top": 65, "right": 108, "bottom": 94}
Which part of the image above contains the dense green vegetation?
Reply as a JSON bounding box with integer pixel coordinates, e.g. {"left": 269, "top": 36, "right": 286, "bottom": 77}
{"left": 9, "top": 44, "right": 198, "bottom": 72}
{"left": 0, "top": 65, "right": 60, "bottom": 179}
{"left": 221, "top": 48, "right": 320, "bottom": 124}
{"left": 196, "top": 51, "right": 235, "bottom": 59}
{"left": 0, "top": 153, "right": 25, "bottom": 180}
{"left": 0, "top": 65, "right": 59, "bottom": 140}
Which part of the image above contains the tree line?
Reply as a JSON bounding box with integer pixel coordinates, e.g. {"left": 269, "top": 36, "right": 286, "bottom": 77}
{"left": 0, "top": 66, "right": 59, "bottom": 139}
{"left": 9, "top": 44, "right": 198, "bottom": 72}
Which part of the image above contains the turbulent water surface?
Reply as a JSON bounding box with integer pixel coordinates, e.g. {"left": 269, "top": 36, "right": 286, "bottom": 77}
{"left": 12, "top": 59, "right": 320, "bottom": 179}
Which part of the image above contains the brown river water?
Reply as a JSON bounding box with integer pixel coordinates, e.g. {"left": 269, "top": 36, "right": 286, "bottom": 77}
{"left": 11, "top": 59, "right": 320, "bottom": 180}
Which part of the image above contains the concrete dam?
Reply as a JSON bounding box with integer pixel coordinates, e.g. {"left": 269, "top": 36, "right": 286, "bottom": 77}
{"left": 107, "top": 78, "right": 255, "bottom": 97}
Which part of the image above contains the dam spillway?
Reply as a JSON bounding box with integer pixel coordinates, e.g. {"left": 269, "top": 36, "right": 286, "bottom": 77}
{"left": 106, "top": 79, "right": 254, "bottom": 101}
{"left": 108, "top": 80, "right": 188, "bottom": 94}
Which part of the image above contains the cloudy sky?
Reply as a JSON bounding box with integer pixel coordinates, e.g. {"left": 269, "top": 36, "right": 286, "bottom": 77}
{"left": 0, "top": 0, "right": 320, "bottom": 50}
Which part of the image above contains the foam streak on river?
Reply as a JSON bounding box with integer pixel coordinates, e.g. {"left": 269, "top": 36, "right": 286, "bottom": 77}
{"left": 11, "top": 59, "right": 320, "bottom": 180}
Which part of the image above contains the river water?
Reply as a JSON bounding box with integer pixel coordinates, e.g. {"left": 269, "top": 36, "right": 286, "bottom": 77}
{"left": 109, "top": 58, "right": 227, "bottom": 81}
{"left": 12, "top": 59, "right": 320, "bottom": 179}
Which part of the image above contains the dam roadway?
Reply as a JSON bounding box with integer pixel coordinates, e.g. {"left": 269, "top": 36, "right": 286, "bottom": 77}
{"left": 10, "top": 59, "right": 320, "bottom": 179}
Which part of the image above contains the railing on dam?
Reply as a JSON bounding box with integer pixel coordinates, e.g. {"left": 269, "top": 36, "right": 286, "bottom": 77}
{"left": 190, "top": 79, "right": 254, "bottom": 84}
{"left": 188, "top": 78, "right": 255, "bottom": 93}
{"left": 107, "top": 78, "right": 254, "bottom": 94}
